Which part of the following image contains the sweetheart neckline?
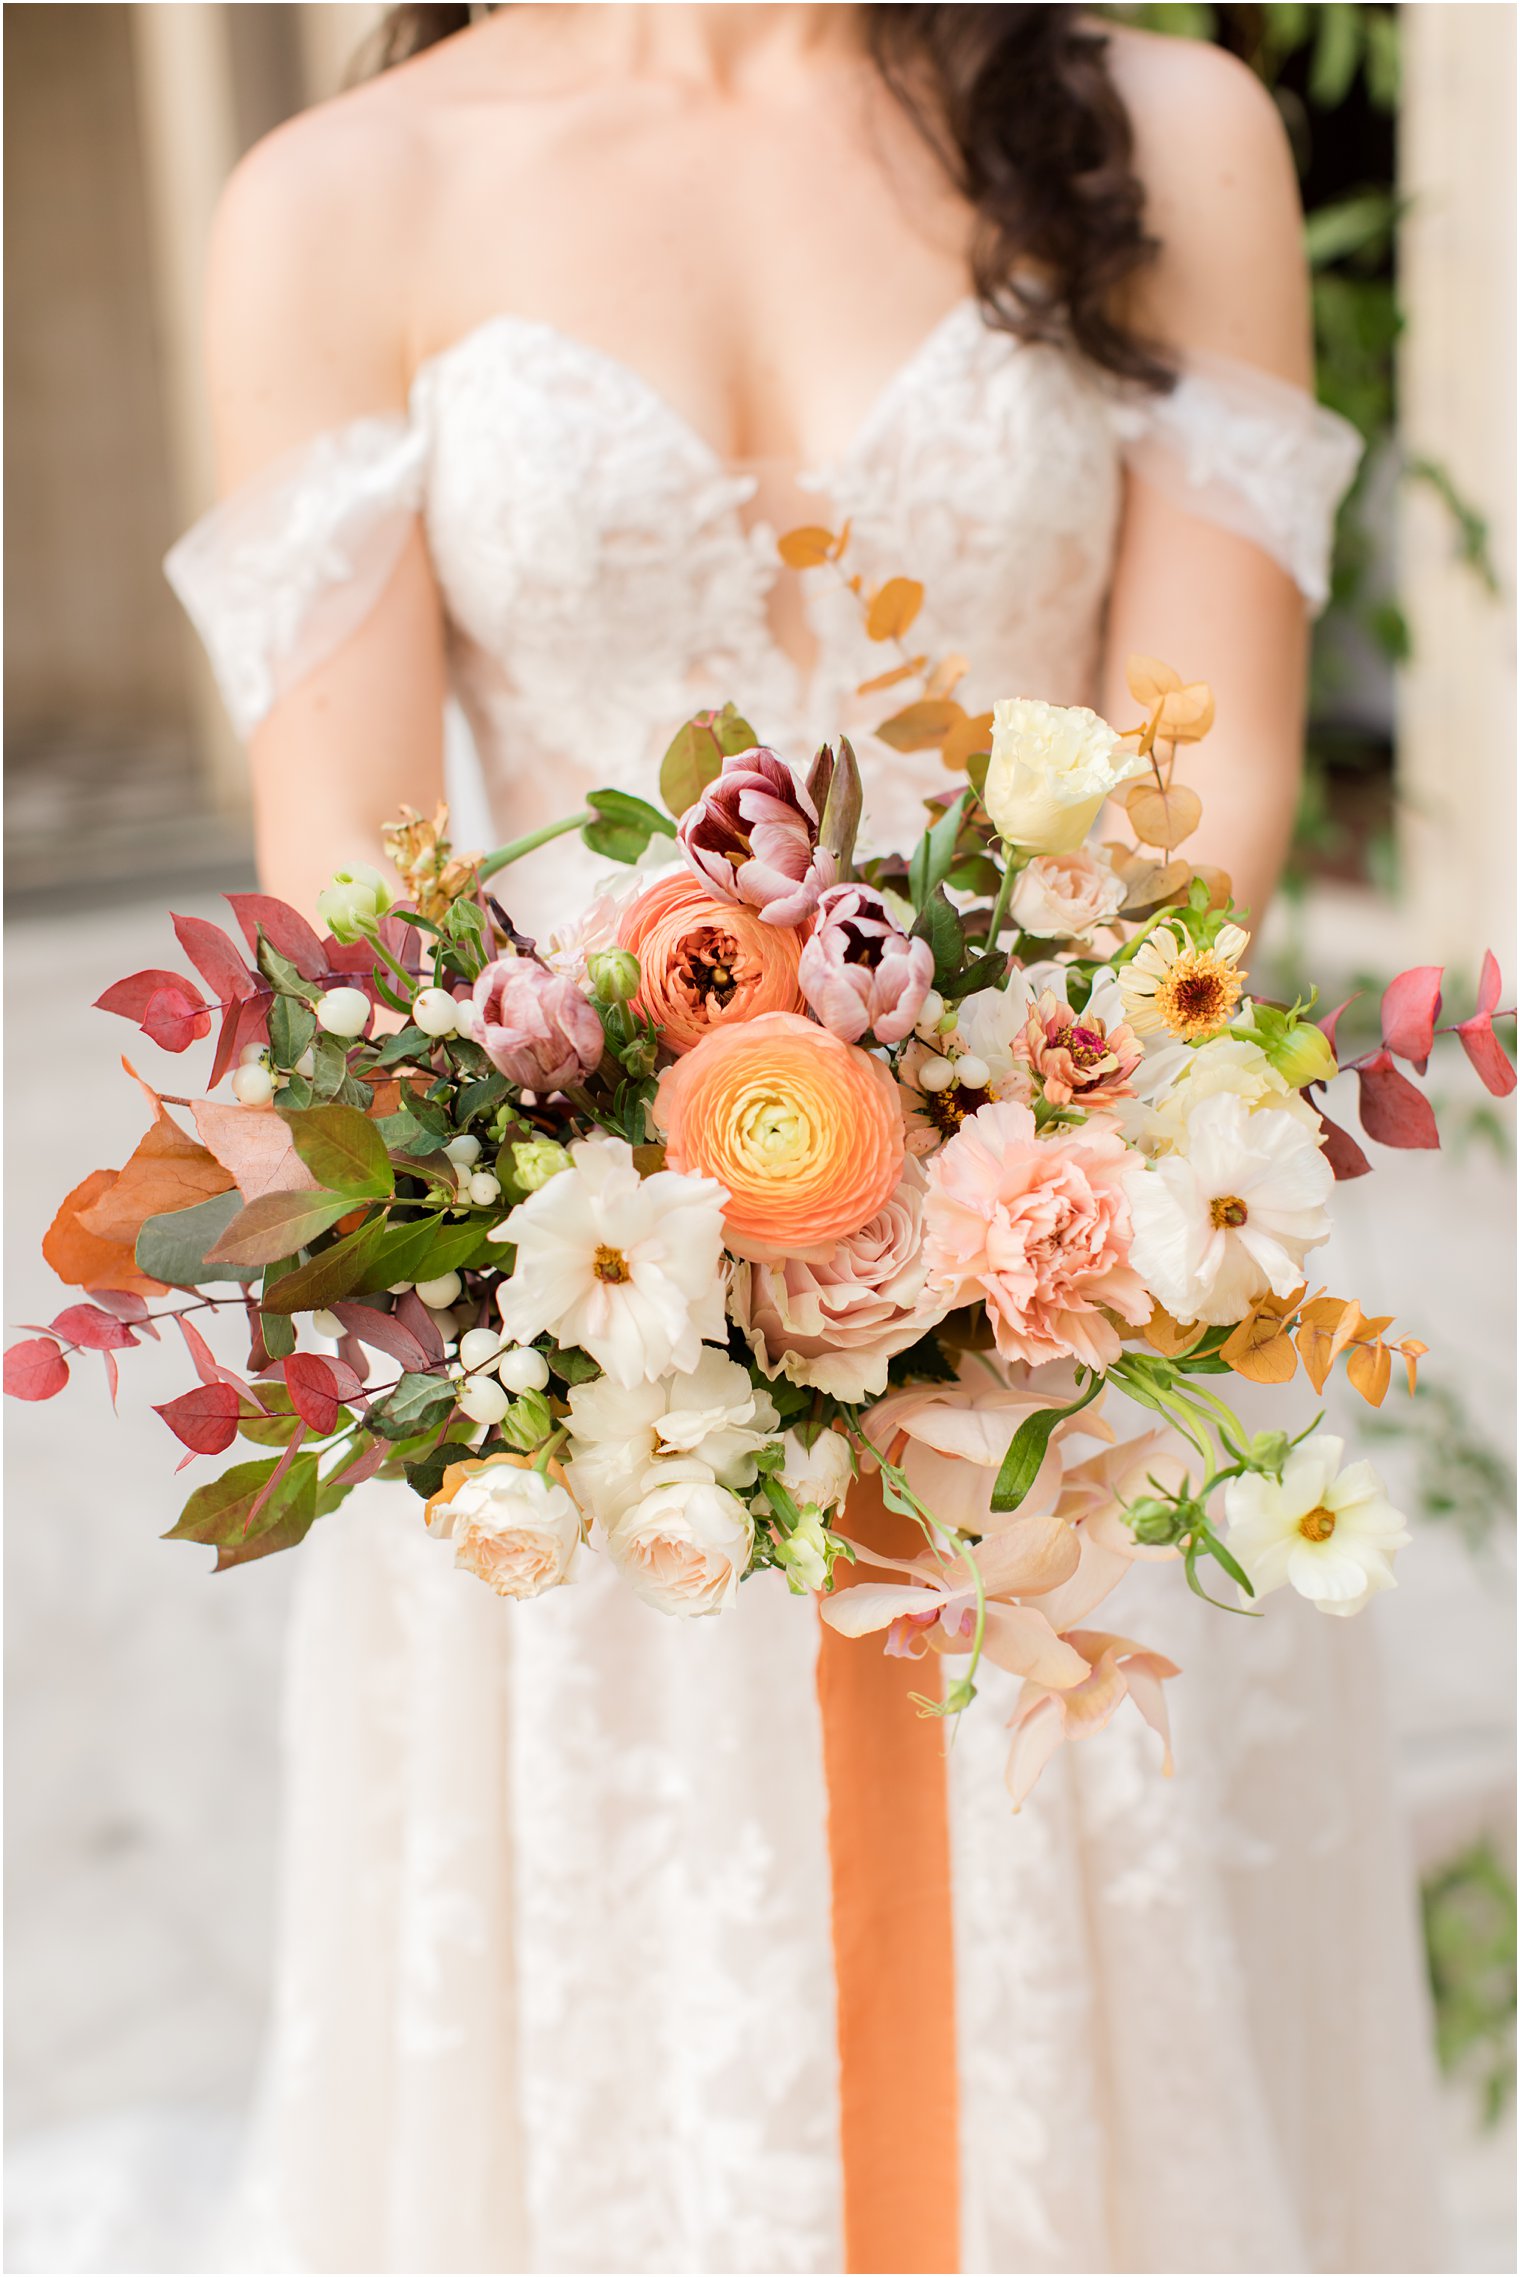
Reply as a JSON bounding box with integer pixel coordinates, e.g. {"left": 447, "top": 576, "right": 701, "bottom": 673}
{"left": 407, "top": 294, "right": 992, "bottom": 484}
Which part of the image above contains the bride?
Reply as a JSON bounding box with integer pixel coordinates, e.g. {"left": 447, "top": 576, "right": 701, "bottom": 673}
{"left": 169, "top": 7, "right": 1443, "bottom": 2270}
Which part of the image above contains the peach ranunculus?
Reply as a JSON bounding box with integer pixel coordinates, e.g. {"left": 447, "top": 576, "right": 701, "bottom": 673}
{"left": 922, "top": 1100, "right": 1149, "bottom": 1369}
{"left": 1007, "top": 846, "right": 1125, "bottom": 943}
{"left": 654, "top": 1010, "right": 905, "bottom": 1261}
{"left": 615, "top": 870, "right": 806, "bottom": 1054}
{"left": 729, "top": 1160, "right": 951, "bottom": 1400}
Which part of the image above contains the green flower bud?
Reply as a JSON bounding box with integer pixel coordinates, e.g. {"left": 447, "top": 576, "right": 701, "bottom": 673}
{"left": 618, "top": 1034, "right": 659, "bottom": 1080}
{"left": 1126, "top": 1494, "right": 1191, "bottom": 1546}
{"left": 775, "top": 1508, "right": 831, "bottom": 1595}
{"left": 1259, "top": 1018, "right": 1337, "bottom": 1089}
{"left": 1245, "top": 1429, "right": 1291, "bottom": 1475}
{"left": 511, "top": 1139, "right": 572, "bottom": 1192}
{"left": 497, "top": 1388, "right": 553, "bottom": 1451}
{"left": 315, "top": 863, "right": 396, "bottom": 945}
{"left": 587, "top": 948, "right": 641, "bottom": 1006}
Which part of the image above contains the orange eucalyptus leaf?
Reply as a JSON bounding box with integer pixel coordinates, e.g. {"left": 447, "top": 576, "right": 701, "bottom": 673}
{"left": 1122, "top": 780, "right": 1203, "bottom": 851}
{"left": 777, "top": 525, "right": 836, "bottom": 570}
{"left": 940, "top": 710, "right": 995, "bottom": 772}
{"left": 855, "top": 657, "right": 927, "bottom": 697}
{"left": 1126, "top": 655, "right": 1182, "bottom": 706}
{"left": 874, "top": 698, "right": 966, "bottom": 752}
{"left": 1156, "top": 683, "right": 1216, "bottom": 741}
{"left": 1296, "top": 1297, "right": 1362, "bottom": 1393}
{"left": 865, "top": 577, "right": 925, "bottom": 642}
{"left": 1345, "top": 1338, "right": 1393, "bottom": 1407}
{"left": 1143, "top": 1304, "right": 1208, "bottom": 1359}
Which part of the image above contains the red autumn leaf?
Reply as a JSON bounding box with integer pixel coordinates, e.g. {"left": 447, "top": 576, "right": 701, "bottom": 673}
{"left": 1316, "top": 1105, "right": 1373, "bottom": 1180}
{"left": 1454, "top": 952, "right": 1516, "bottom": 1097}
{"left": 226, "top": 893, "right": 327, "bottom": 980}
{"left": 95, "top": 968, "right": 195, "bottom": 1022}
{"left": 282, "top": 1353, "right": 342, "bottom": 1435}
{"left": 329, "top": 1303, "right": 432, "bottom": 1373}
{"left": 209, "top": 990, "right": 273, "bottom": 1091}
{"left": 4, "top": 1338, "right": 70, "bottom": 1401}
{"left": 1379, "top": 965, "right": 1444, "bottom": 1072}
{"left": 49, "top": 1303, "right": 139, "bottom": 1351}
{"left": 76, "top": 1108, "right": 234, "bottom": 1248}
{"left": 1356, "top": 1052, "right": 1441, "bottom": 1150}
{"left": 101, "top": 1349, "right": 121, "bottom": 1410}
{"left": 172, "top": 913, "right": 257, "bottom": 1004}
{"left": 1317, "top": 995, "right": 1361, "bottom": 1056}
{"left": 322, "top": 1354, "right": 369, "bottom": 1406}
{"left": 246, "top": 1424, "right": 309, "bottom": 1530}
{"left": 154, "top": 1380, "right": 244, "bottom": 1455}
{"left": 394, "top": 1288, "right": 446, "bottom": 1365}
{"left": 172, "top": 1311, "right": 247, "bottom": 1391}
{"left": 192, "top": 1101, "right": 319, "bottom": 1202}
{"left": 88, "top": 1290, "right": 152, "bottom": 1325}
{"left": 331, "top": 1437, "right": 389, "bottom": 1488}
{"left": 142, "top": 983, "right": 213, "bottom": 1054}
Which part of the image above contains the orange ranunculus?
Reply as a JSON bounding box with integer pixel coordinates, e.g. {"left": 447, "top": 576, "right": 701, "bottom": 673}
{"left": 616, "top": 872, "right": 806, "bottom": 1054}
{"left": 654, "top": 1011, "right": 905, "bottom": 1260}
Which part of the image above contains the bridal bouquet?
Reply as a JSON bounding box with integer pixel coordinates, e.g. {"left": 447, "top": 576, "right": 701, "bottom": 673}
{"left": 10, "top": 533, "right": 1511, "bottom": 1800}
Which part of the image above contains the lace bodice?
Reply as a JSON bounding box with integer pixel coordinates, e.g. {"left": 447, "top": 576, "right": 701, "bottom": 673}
{"left": 168, "top": 301, "right": 1360, "bottom": 922}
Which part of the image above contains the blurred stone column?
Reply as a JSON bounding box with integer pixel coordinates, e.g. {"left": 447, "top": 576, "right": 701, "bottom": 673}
{"left": 129, "top": 2, "right": 247, "bottom": 817}
{"left": 1397, "top": 2, "right": 1517, "bottom": 965}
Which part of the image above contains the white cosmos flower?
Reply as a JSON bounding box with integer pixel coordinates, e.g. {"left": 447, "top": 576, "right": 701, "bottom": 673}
{"left": 1224, "top": 1437, "right": 1409, "bottom": 1616}
{"left": 605, "top": 1474, "right": 754, "bottom": 1617}
{"left": 1127, "top": 1091, "right": 1332, "bottom": 1326}
{"left": 565, "top": 1348, "right": 779, "bottom": 1524}
{"left": 495, "top": 1135, "right": 727, "bottom": 1387}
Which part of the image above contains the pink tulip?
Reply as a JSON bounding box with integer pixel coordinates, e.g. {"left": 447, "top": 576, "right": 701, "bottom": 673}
{"left": 797, "top": 883, "right": 935, "bottom": 1046}
{"left": 678, "top": 748, "right": 836, "bottom": 926}
{"left": 466, "top": 956, "right": 604, "bottom": 1091}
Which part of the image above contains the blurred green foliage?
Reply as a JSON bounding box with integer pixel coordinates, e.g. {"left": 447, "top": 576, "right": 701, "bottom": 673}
{"left": 1422, "top": 1839, "right": 1517, "bottom": 2128}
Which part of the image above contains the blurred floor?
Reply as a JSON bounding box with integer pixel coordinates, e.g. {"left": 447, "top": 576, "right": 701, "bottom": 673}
{"left": 4, "top": 887, "right": 1515, "bottom": 2273}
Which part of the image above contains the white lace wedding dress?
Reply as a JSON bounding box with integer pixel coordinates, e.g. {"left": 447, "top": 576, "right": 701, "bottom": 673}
{"left": 169, "top": 300, "right": 1443, "bottom": 2275}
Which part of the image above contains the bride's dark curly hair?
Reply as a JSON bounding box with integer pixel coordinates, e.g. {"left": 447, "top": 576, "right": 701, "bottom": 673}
{"left": 369, "top": 4, "right": 1173, "bottom": 390}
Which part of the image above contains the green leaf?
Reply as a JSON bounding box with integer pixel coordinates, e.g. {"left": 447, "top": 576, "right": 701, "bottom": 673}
{"left": 283, "top": 1103, "right": 395, "bottom": 1199}
{"left": 366, "top": 1024, "right": 433, "bottom": 1068}
{"left": 907, "top": 791, "right": 968, "bottom": 912}
{"left": 165, "top": 1452, "right": 320, "bottom": 1566}
{"left": 545, "top": 1342, "right": 600, "bottom": 1385}
{"left": 369, "top": 1370, "right": 457, "bottom": 1442}
{"left": 355, "top": 1210, "right": 496, "bottom": 1291}
{"left": 990, "top": 1377, "right": 1103, "bottom": 1513}
{"left": 310, "top": 1033, "right": 352, "bottom": 1103}
{"left": 885, "top": 1331, "right": 961, "bottom": 1388}
{"left": 581, "top": 787, "right": 678, "bottom": 865}
{"left": 909, "top": 886, "right": 966, "bottom": 990}
{"left": 456, "top": 1072, "right": 511, "bottom": 1127}
{"left": 1309, "top": 1, "right": 1361, "bottom": 108}
{"left": 136, "top": 1190, "right": 259, "bottom": 1286}
{"left": 257, "top": 932, "right": 320, "bottom": 1002}
{"left": 941, "top": 949, "right": 1004, "bottom": 1001}
{"left": 1305, "top": 191, "right": 1398, "bottom": 271}
{"left": 165, "top": 1457, "right": 280, "bottom": 1544}
{"left": 268, "top": 994, "right": 316, "bottom": 1070}
{"left": 657, "top": 704, "right": 756, "bottom": 820}
{"left": 205, "top": 1189, "right": 356, "bottom": 1269}
{"left": 260, "top": 1262, "right": 298, "bottom": 1356}
{"left": 404, "top": 1438, "right": 486, "bottom": 1499}
{"left": 263, "top": 1215, "right": 391, "bottom": 1312}
{"left": 239, "top": 1386, "right": 304, "bottom": 1446}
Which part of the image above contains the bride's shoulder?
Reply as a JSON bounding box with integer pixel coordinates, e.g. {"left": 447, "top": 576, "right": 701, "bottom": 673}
{"left": 1100, "top": 25, "right": 1311, "bottom": 383}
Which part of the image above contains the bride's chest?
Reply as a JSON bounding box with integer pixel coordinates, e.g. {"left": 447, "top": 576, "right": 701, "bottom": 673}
{"left": 412, "top": 308, "right": 1126, "bottom": 707}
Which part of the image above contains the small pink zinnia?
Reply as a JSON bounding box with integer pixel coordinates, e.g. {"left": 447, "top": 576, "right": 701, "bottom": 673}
{"left": 1016, "top": 988, "right": 1143, "bottom": 1108}
{"left": 922, "top": 1100, "right": 1149, "bottom": 1370}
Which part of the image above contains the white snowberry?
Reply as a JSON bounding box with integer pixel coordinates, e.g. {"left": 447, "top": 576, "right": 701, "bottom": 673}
{"left": 444, "top": 1134, "right": 482, "bottom": 1167}
{"left": 310, "top": 1309, "right": 344, "bottom": 1340}
{"left": 955, "top": 1053, "right": 991, "bottom": 1089}
{"left": 412, "top": 988, "right": 459, "bottom": 1038}
{"left": 457, "top": 1376, "right": 511, "bottom": 1426}
{"left": 497, "top": 1345, "right": 550, "bottom": 1395}
{"left": 231, "top": 1062, "right": 275, "bottom": 1107}
{"left": 238, "top": 1041, "right": 266, "bottom": 1066}
{"left": 918, "top": 1054, "right": 956, "bottom": 1093}
{"left": 458, "top": 1326, "right": 504, "bottom": 1372}
{"left": 468, "top": 1171, "right": 502, "bottom": 1207}
{"left": 316, "top": 987, "right": 370, "bottom": 1039}
{"left": 417, "top": 1271, "right": 463, "bottom": 1310}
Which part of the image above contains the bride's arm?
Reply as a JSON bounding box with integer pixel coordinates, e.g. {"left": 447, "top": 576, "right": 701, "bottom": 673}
{"left": 204, "top": 114, "right": 447, "bottom": 919}
{"left": 1099, "top": 32, "right": 1316, "bottom": 925}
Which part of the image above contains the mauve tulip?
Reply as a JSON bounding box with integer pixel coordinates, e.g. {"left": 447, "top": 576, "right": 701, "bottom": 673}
{"left": 798, "top": 883, "right": 934, "bottom": 1046}
{"left": 467, "top": 956, "right": 604, "bottom": 1091}
{"left": 678, "top": 748, "right": 836, "bottom": 926}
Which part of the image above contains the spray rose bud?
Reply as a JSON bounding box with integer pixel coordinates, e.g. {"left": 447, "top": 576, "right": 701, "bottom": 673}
{"left": 797, "top": 883, "right": 936, "bottom": 1046}
{"left": 316, "top": 863, "right": 396, "bottom": 944}
{"left": 511, "top": 1139, "right": 572, "bottom": 1192}
{"left": 470, "top": 956, "right": 604, "bottom": 1091}
{"left": 587, "top": 948, "right": 642, "bottom": 1005}
{"left": 498, "top": 1388, "right": 554, "bottom": 1451}
{"left": 677, "top": 746, "right": 837, "bottom": 926}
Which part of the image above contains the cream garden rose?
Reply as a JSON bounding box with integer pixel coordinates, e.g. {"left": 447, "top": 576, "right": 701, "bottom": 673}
{"left": 605, "top": 1473, "right": 754, "bottom": 1616}
{"left": 984, "top": 697, "right": 1147, "bottom": 855}
{"left": 423, "top": 1455, "right": 583, "bottom": 1600}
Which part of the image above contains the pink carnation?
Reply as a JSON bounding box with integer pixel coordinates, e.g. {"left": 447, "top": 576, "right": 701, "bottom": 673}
{"left": 465, "top": 956, "right": 604, "bottom": 1091}
{"left": 797, "top": 883, "right": 934, "bottom": 1045}
{"left": 922, "top": 1101, "right": 1149, "bottom": 1370}
{"left": 678, "top": 748, "right": 836, "bottom": 926}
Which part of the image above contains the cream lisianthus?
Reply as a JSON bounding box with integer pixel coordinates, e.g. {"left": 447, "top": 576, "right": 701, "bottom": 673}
{"left": 423, "top": 1454, "right": 584, "bottom": 1600}
{"left": 1223, "top": 1437, "right": 1409, "bottom": 1616}
{"left": 565, "top": 1348, "right": 780, "bottom": 1524}
{"left": 495, "top": 1135, "right": 727, "bottom": 1387}
{"left": 984, "top": 698, "right": 1147, "bottom": 854}
{"left": 1118, "top": 921, "right": 1250, "bottom": 1042}
{"left": 1136, "top": 1034, "right": 1323, "bottom": 1155}
{"left": 1127, "top": 1091, "right": 1332, "bottom": 1326}
{"left": 605, "top": 1473, "right": 754, "bottom": 1616}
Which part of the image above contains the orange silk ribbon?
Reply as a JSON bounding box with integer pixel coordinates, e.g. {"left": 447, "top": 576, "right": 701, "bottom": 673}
{"left": 816, "top": 1467, "right": 961, "bottom": 2275}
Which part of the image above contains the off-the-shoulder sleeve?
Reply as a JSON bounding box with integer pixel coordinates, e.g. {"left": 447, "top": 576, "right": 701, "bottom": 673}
{"left": 1108, "top": 353, "right": 1363, "bottom": 610}
{"left": 164, "top": 415, "right": 429, "bottom": 737}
